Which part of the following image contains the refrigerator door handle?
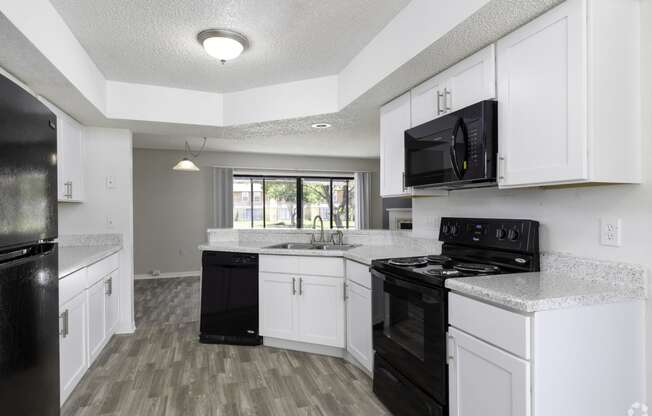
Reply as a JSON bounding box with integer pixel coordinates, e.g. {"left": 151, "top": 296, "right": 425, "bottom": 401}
{"left": 0, "top": 243, "right": 56, "bottom": 267}
{"left": 0, "top": 248, "right": 29, "bottom": 264}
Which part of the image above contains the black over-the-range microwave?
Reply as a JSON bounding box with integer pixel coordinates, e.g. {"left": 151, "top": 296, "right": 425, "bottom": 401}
{"left": 404, "top": 100, "right": 497, "bottom": 189}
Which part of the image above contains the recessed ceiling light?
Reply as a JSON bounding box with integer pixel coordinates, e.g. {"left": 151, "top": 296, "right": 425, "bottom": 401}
{"left": 198, "top": 29, "right": 249, "bottom": 63}
{"left": 312, "top": 123, "right": 332, "bottom": 129}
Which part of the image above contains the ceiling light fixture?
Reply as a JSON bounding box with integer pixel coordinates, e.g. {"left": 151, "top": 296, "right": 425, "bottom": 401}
{"left": 311, "top": 123, "right": 332, "bottom": 129}
{"left": 198, "top": 29, "right": 249, "bottom": 63}
{"left": 173, "top": 138, "right": 207, "bottom": 172}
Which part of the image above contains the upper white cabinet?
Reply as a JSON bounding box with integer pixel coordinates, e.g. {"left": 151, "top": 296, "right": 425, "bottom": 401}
{"left": 497, "top": 0, "right": 641, "bottom": 188}
{"left": 39, "top": 98, "right": 85, "bottom": 202}
{"left": 411, "top": 45, "right": 496, "bottom": 126}
{"left": 380, "top": 92, "right": 411, "bottom": 197}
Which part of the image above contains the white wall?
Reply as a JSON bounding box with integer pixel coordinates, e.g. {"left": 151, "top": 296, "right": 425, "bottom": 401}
{"left": 412, "top": 1, "right": 652, "bottom": 402}
{"left": 58, "top": 127, "right": 135, "bottom": 333}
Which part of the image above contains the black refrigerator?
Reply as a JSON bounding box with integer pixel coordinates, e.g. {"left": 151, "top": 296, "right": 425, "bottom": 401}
{"left": 0, "top": 73, "right": 60, "bottom": 415}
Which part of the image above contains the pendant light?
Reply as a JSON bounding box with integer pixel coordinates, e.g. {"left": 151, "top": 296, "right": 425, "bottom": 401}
{"left": 173, "top": 138, "right": 207, "bottom": 172}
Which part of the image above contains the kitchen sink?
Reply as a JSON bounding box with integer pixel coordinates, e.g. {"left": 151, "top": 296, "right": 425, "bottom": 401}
{"left": 264, "top": 242, "right": 359, "bottom": 251}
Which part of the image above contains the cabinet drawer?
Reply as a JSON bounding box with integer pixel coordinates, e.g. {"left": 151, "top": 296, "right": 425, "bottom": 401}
{"left": 86, "top": 253, "right": 119, "bottom": 288}
{"left": 299, "top": 257, "right": 344, "bottom": 277}
{"left": 59, "top": 268, "right": 87, "bottom": 306}
{"left": 260, "top": 255, "right": 300, "bottom": 274}
{"left": 346, "top": 260, "right": 371, "bottom": 288}
{"left": 449, "top": 293, "right": 531, "bottom": 360}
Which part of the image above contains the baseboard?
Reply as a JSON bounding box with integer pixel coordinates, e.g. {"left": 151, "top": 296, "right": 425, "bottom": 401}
{"left": 263, "top": 337, "right": 345, "bottom": 358}
{"left": 134, "top": 270, "right": 200, "bottom": 280}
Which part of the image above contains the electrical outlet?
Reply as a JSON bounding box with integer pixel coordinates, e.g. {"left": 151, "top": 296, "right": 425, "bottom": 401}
{"left": 106, "top": 175, "right": 116, "bottom": 189}
{"left": 600, "top": 217, "right": 622, "bottom": 247}
{"left": 106, "top": 215, "right": 115, "bottom": 229}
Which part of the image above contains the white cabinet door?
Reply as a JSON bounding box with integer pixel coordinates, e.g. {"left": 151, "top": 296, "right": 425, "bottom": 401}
{"left": 297, "top": 276, "right": 345, "bottom": 348}
{"left": 63, "top": 117, "right": 84, "bottom": 202}
{"left": 380, "top": 92, "right": 411, "bottom": 197}
{"left": 59, "top": 292, "right": 88, "bottom": 405}
{"left": 497, "top": 0, "right": 587, "bottom": 187}
{"left": 411, "top": 74, "right": 447, "bottom": 127}
{"left": 444, "top": 44, "right": 496, "bottom": 112}
{"left": 448, "top": 327, "right": 530, "bottom": 416}
{"left": 104, "top": 273, "right": 119, "bottom": 335}
{"left": 259, "top": 272, "right": 298, "bottom": 340}
{"left": 346, "top": 280, "right": 372, "bottom": 372}
{"left": 87, "top": 279, "right": 107, "bottom": 363}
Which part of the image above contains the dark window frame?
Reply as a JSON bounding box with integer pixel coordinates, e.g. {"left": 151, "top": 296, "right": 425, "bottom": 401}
{"left": 234, "top": 174, "right": 355, "bottom": 230}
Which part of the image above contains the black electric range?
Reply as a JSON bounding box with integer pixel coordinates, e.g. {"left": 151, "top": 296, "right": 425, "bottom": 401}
{"left": 371, "top": 217, "right": 540, "bottom": 416}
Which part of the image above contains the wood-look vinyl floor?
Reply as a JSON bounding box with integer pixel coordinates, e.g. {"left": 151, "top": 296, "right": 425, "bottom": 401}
{"left": 62, "top": 277, "right": 389, "bottom": 416}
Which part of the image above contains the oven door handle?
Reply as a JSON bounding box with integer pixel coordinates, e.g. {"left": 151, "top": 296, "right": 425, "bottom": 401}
{"left": 449, "top": 117, "right": 469, "bottom": 180}
{"left": 371, "top": 268, "right": 443, "bottom": 297}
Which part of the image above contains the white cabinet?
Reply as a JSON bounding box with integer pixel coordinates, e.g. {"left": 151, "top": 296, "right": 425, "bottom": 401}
{"left": 497, "top": 0, "right": 641, "bottom": 188}
{"left": 40, "top": 98, "right": 85, "bottom": 202}
{"left": 448, "top": 292, "right": 645, "bottom": 416}
{"left": 411, "top": 44, "right": 496, "bottom": 126}
{"left": 87, "top": 279, "right": 107, "bottom": 362}
{"left": 259, "top": 272, "right": 297, "bottom": 340}
{"left": 380, "top": 92, "right": 411, "bottom": 197}
{"left": 345, "top": 279, "right": 372, "bottom": 372}
{"left": 448, "top": 327, "right": 530, "bottom": 416}
{"left": 259, "top": 256, "right": 346, "bottom": 348}
{"left": 59, "top": 292, "right": 88, "bottom": 405}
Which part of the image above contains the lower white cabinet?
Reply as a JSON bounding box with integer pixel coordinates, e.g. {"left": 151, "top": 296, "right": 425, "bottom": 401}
{"left": 448, "top": 292, "right": 645, "bottom": 416}
{"left": 59, "top": 292, "right": 88, "bottom": 405}
{"left": 87, "top": 278, "right": 107, "bottom": 362}
{"left": 259, "top": 271, "right": 345, "bottom": 348}
{"left": 345, "top": 279, "right": 372, "bottom": 372}
{"left": 58, "top": 252, "right": 120, "bottom": 405}
{"left": 447, "top": 327, "right": 530, "bottom": 416}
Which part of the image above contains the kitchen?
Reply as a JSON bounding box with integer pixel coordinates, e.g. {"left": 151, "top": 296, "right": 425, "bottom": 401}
{"left": 0, "top": 0, "right": 650, "bottom": 415}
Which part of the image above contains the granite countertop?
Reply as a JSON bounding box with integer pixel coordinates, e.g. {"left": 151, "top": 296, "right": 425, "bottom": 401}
{"left": 59, "top": 245, "right": 122, "bottom": 279}
{"left": 198, "top": 241, "right": 432, "bottom": 266}
{"left": 445, "top": 271, "right": 646, "bottom": 313}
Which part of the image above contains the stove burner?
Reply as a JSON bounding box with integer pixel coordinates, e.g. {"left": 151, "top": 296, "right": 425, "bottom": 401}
{"left": 423, "top": 268, "right": 463, "bottom": 277}
{"left": 426, "top": 255, "right": 453, "bottom": 265}
{"left": 454, "top": 262, "right": 501, "bottom": 274}
{"left": 387, "top": 257, "right": 428, "bottom": 267}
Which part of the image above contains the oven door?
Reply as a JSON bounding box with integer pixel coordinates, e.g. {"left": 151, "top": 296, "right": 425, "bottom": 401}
{"left": 372, "top": 268, "right": 447, "bottom": 404}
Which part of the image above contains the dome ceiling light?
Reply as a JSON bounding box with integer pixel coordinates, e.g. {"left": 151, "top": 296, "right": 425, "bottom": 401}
{"left": 311, "top": 123, "right": 332, "bottom": 129}
{"left": 198, "top": 29, "right": 249, "bottom": 64}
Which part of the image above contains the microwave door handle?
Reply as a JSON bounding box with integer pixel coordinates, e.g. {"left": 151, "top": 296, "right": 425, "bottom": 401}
{"left": 450, "top": 118, "right": 469, "bottom": 180}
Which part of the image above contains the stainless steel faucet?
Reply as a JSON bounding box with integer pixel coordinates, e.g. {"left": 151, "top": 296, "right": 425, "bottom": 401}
{"left": 311, "top": 215, "right": 324, "bottom": 243}
{"left": 331, "top": 230, "right": 344, "bottom": 245}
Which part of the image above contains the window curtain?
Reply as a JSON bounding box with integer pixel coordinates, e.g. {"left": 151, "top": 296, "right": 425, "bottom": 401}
{"left": 354, "top": 172, "right": 371, "bottom": 229}
{"left": 211, "top": 167, "right": 234, "bottom": 228}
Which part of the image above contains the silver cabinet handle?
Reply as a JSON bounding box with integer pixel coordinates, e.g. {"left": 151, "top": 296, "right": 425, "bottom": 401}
{"left": 59, "top": 310, "right": 69, "bottom": 338}
{"left": 344, "top": 282, "right": 348, "bottom": 301}
{"left": 105, "top": 277, "right": 113, "bottom": 295}
{"left": 402, "top": 172, "right": 406, "bottom": 192}
{"left": 498, "top": 155, "right": 505, "bottom": 181}
{"left": 436, "top": 90, "right": 444, "bottom": 115}
{"left": 292, "top": 277, "right": 296, "bottom": 295}
{"left": 69, "top": 181, "right": 73, "bottom": 199}
{"left": 447, "top": 333, "right": 456, "bottom": 364}
{"left": 299, "top": 278, "right": 303, "bottom": 296}
{"left": 444, "top": 88, "right": 452, "bottom": 111}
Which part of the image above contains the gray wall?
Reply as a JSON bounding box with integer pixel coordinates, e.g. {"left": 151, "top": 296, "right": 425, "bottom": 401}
{"left": 133, "top": 148, "right": 382, "bottom": 275}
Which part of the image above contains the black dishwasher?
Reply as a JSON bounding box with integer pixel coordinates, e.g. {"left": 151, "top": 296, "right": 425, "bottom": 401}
{"left": 200, "top": 251, "right": 262, "bottom": 345}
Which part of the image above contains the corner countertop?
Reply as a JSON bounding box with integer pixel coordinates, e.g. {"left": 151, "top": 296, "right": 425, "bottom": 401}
{"left": 198, "top": 241, "right": 432, "bottom": 266}
{"left": 59, "top": 245, "right": 122, "bottom": 279}
{"left": 445, "top": 271, "right": 646, "bottom": 313}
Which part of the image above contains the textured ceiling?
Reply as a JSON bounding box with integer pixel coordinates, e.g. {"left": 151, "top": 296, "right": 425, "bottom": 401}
{"left": 49, "top": 0, "right": 411, "bottom": 93}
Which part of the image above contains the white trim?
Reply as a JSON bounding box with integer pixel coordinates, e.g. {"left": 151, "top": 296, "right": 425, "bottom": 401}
{"left": 134, "top": 270, "right": 200, "bottom": 280}
{"left": 263, "top": 337, "right": 345, "bottom": 358}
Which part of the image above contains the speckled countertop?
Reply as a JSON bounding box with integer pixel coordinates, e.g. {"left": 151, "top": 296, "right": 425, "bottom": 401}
{"left": 446, "top": 271, "right": 646, "bottom": 313}
{"left": 198, "top": 241, "right": 433, "bottom": 266}
{"left": 58, "top": 245, "right": 122, "bottom": 279}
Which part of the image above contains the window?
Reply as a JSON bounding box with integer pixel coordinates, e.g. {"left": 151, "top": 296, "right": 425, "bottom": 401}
{"left": 233, "top": 175, "right": 355, "bottom": 229}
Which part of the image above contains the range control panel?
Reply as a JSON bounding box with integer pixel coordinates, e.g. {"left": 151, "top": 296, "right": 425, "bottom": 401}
{"left": 439, "top": 217, "right": 539, "bottom": 254}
